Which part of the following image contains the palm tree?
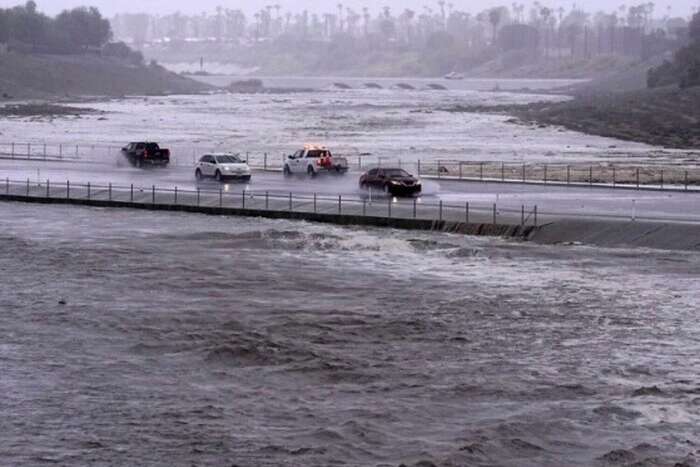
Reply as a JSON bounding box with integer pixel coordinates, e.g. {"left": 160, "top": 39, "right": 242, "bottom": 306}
{"left": 438, "top": 0, "right": 446, "bottom": 28}
{"left": 337, "top": 3, "right": 344, "bottom": 32}
{"left": 488, "top": 8, "right": 501, "bottom": 44}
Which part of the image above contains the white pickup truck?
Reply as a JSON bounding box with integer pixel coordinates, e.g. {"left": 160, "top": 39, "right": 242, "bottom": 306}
{"left": 283, "top": 146, "right": 349, "bottom": 177}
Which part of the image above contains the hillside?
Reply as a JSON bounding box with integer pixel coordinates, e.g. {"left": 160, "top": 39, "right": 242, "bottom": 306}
{"left": 516, "top": 86, "right": 700, "bottom": 149}
{"left": 0, "top": 53, "right": 211, "bottom": 99}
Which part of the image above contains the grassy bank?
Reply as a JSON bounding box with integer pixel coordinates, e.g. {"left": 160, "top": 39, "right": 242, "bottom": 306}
{"left": 0, "top": 53, "right": 211, "bottom": 99}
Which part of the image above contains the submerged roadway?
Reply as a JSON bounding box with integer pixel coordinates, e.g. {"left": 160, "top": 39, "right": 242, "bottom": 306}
{"left": 1, "top": 159, "right": 699, "bottom": 225}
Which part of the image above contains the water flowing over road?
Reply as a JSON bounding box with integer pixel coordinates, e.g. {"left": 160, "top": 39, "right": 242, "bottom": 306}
{"left": 1, "top": 202, "right": 699, "bottom": 466}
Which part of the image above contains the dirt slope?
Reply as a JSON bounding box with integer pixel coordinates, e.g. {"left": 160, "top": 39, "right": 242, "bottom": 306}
{"left": 0, "top": 53, "right": 211, "bottom": 99}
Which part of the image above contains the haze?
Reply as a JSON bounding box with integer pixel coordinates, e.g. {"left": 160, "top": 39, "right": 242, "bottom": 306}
{"left": 1, "top": 0, "right": 696, "bottom": 17}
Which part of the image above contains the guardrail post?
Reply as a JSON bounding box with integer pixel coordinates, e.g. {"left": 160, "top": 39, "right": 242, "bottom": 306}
{"left": 27, "top": 143, "right": 30, "bottom": 158}
{"left": 521, "top": 205, "right": 525, "bottom": 228}
{"left": 660, "top": 169, "right": 664, "bottom": 190}
{"left": 87, "top": 182, "right": 91, "bottom": 200}
{"left": 544, "top": 164, "right": 548, "bottom": 184}
{"left": 46, "top": 179, "right": 49, "bottom": 197}
{"left": 108, "top": 183, "right": 112, "bottom": 201}
{"left": 130, "top": 184, "right": 134, "bottom": 202}
{"left": 219, "top": 188, "right": 222, "bottom": 208}
{"left": 612, "top": 166, "right": 616, "bottom": 188}
{"left": 417, "top": 159, "right": 421, "bottom": 175}
{"left": 242, "top": 190, "right": 246, "bottom": 209}
{"left": 589, "top": 166, "right": 593, "bottom": 187}
{"left": 413, "top": 198, "right": 417, "bottom": 218}
{"left": 479, "top": 162, "right": 484, "bottom": 181}
{"left": 534, "top": 205, "right": 538, "bottom": 227}
{"left": 43, "top": 144, "right": 47, "bottom": 160}
{"left": 522, "top": 164, "right": 526, "bottom": 183}
{"left": 11, "top": 142, "right": 14, "bottom": 158}
{"left": 459, "top": 162, "right": 463, "bottom": 179}
{"left": 67, "top": 180, "right": 70, "bottom": 199}
{"left": 5, "top": 177, "right": 8, "bottom": 195}
{"left": 685, "top": 171, "right": 689, "bottom": 191}
{"left": 388, "top": 197, "right": 392, "bottom": 218}
{"left": 288, "top": 192, "right": 292, "bottom": 211}
{"left": 174, "top": 186, "right": 178, "bottom": 204}
{"left": 439, "top": 201, "right": 443, "bottom": 222}
{"left": 313, "top": 193, "right": 317, "bottom": 213}
{"left": 501, "top": 163, "right": 505, "bottom": 182}
{"left": 465, "top": 202, "right": 469, "bottom": 224}
{"left": 264, "top": 153, "right": 268, "bottom": 170}
{"left": 152, "top": 186, "right": 156, "bottom": 205}
{"left": 636, "top": 168, "right": 640, "bottom": 190}
{"left": 26, "top": 178, "right": 29, "bottom": 196}
{"left": 76, "top": 145, "right": 79, "bottom": 158}
{"left": 567, "top": 165, "right": 570, "bottom": 185}
{"left": 59, "top": 144, "right": 63, "bottom": 160}
{"left": 338, "top": 195, "right": 342, "bottom": 215}
{"left": 245, "top": 152, "right": 249, "bottom": 163}
{"left": 492, "top": 203, "right": 496, "bottom": 225}
{"left": 437, "top": 160, "right": 441, "bottom": 179}
{"left": 265, "top": 191, "right": 269, "bottom": 209}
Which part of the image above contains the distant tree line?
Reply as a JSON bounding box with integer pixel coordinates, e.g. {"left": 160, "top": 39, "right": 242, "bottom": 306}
{"left": 648, "top": 13, "right": 700, "bottom": 88}
{"left": 0, "top": 1, "right": 116, "bottom": 55}
{"left": 112, "top": 1, "right": 691, "bottom": 72}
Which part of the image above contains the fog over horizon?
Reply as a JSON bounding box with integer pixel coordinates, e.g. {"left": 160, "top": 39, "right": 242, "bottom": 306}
{"left": 0, "top": 0, "right": 696, "bottom": 17}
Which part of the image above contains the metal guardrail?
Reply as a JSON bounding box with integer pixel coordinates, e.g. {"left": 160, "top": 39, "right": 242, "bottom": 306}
{"left": 1, "top": 177, "right": 540, "bottom": 228}
{"left": 3, "top": 177, "right": 700, "bottom": 226}
{"left": 1, "top": 142, "right": 699, "bottom": 192}
{"left": 420, "top": 160, "right": 700, "bottom": 192}
{"left": 0, "top": 142, "right": 399, "bottom": 171}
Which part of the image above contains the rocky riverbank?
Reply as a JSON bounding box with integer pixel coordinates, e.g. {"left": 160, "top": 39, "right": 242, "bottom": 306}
{"left": 445, "top": 86, "right": 700, "bottom": 150}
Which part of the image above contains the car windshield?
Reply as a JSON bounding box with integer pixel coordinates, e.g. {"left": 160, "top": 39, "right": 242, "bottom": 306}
{"left": 215, "top": 155, "right": 242, "bottom": 164}
{"left": 383, "top": 169, "right": 410, "bottom": 178}
{"left": 145, "top": 143, "right": 160, "bottom": 151}
{"left": 307, "top": 150, "right": 331, "bottom": 158}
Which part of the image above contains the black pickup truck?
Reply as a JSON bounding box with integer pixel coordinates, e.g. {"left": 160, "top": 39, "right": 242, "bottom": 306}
{"left": 121, "top": 142, "right": 170, "bottom": 168}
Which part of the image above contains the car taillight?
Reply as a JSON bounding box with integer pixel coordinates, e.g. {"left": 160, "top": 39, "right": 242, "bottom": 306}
{"left": 144, "top": 150, "right": 149, "bottom": 158}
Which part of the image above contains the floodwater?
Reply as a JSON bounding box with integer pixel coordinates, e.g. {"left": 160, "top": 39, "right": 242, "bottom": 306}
{"left": 1, "top": 202, "right": 699, "bottom": 466}
{"left": 1, "top": 79, "right": 694, "bottom": 165}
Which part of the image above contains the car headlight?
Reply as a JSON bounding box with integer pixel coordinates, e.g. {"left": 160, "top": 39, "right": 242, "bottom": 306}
{"left": 389, "top": 180, "right": 400, "bottom": 185}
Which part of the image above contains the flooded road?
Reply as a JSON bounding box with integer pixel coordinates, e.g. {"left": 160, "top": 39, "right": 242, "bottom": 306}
{"left": 1, "top": 202, "right": 699, "bottom": 466}
{"left": 1, "top": 83, "right": 691, "bottom": 165}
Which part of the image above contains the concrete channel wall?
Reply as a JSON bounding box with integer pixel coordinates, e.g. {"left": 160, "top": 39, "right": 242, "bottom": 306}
{"left": 0, "top": 192, "right": 535, "bottom": 240}
{"left": 3, "top": 189, "right": 700, "bottom": 252}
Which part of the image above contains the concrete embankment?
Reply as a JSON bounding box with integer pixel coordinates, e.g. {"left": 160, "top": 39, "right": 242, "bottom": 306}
{"left": 1, "top": 194, "right": 698, "bottom": 251}
{"left": 530, "top": 219, "right": 700, "bottom": 251}
{"left": 0, "top": 193, "right": 534, "bottom": 239}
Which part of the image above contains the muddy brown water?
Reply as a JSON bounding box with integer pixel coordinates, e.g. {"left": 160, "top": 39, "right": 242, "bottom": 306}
{"left": 1, "top": 202, "right": 699, "bottom": 466}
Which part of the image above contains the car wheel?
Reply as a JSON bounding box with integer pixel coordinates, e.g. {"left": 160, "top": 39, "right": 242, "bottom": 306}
{"left": 307, "top": 166, "right": 316, "bottom": 177}
{"left": 215, "top": 170, "right": 223, "bottom": 182}
{"left": 283, "top": 165, "right": 291, "bottom": 177}
{"left": 195, "top": 169, "right": 203, "bottom": 180}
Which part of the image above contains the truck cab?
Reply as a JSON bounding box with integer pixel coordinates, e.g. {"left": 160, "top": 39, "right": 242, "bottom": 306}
{"left": 121, "top": 142, "right": 170, "bottom": 168}
{"left": 283, "top": 145, "right": 348, "bottom": 177}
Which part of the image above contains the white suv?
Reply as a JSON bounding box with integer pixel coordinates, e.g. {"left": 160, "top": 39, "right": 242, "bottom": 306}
{"left": 195, "top": 154, "right": 251, "bottom": 182}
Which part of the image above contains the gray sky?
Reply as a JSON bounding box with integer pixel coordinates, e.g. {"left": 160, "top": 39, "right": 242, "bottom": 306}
{"left": 2, "top": 0, "right": 697, "bottom": 17}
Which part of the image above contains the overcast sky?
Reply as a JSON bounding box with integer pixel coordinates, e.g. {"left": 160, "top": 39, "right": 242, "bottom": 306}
{"left": 1, "top": 0, "right": 697, "bottom": 17}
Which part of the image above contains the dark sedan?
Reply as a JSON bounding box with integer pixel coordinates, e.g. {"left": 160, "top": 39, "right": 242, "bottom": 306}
{"left": 359, "top": 168, "right": 422, "bottom": 196}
